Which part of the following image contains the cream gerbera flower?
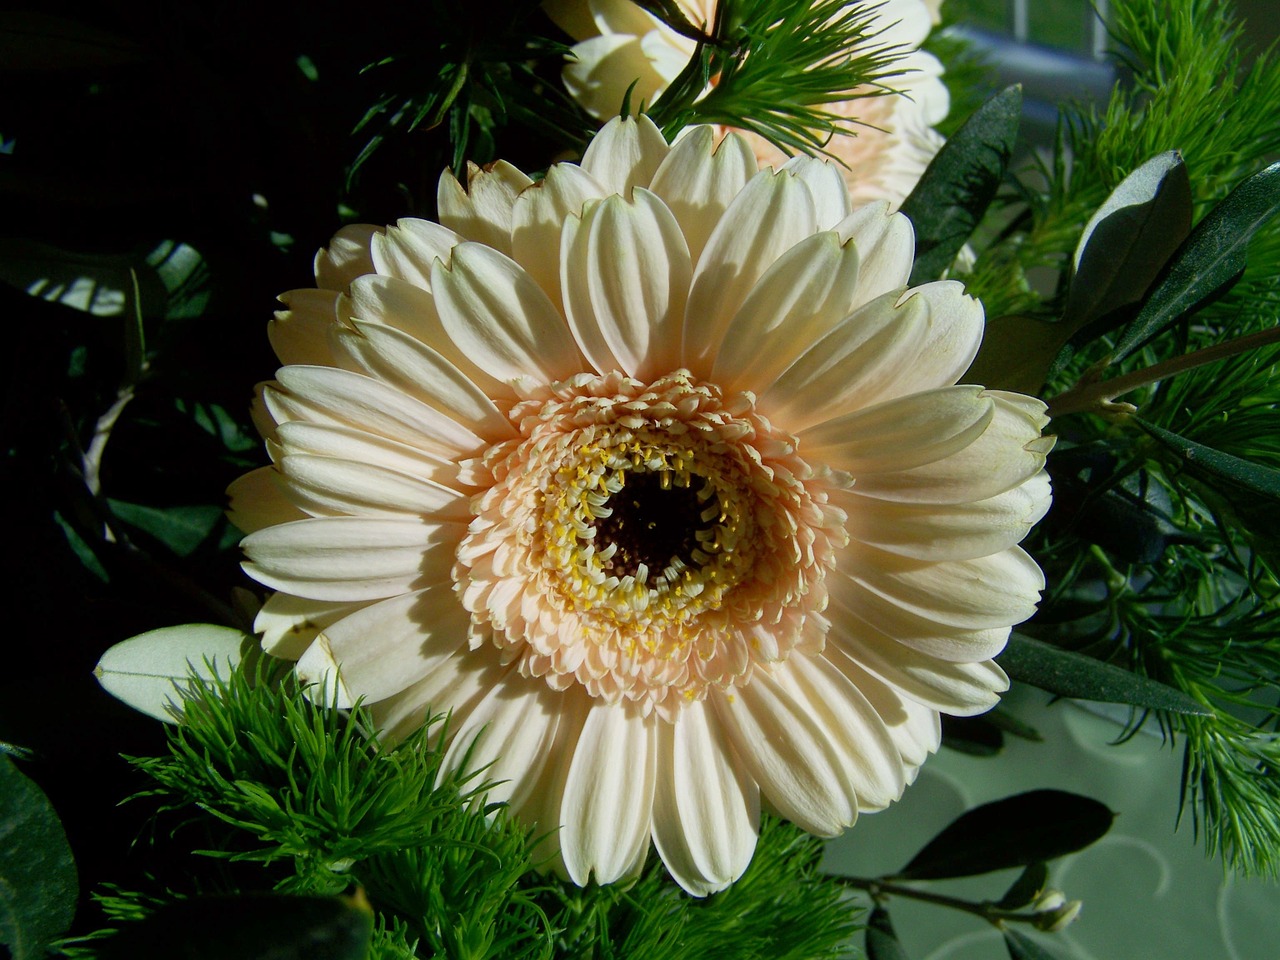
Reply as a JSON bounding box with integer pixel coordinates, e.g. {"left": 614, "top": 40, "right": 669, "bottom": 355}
{"left": 231, "top": 116, "right": 1052, "bottom": 897}
{"left": 545, "top": 0, "right": 950, "bottom": 207}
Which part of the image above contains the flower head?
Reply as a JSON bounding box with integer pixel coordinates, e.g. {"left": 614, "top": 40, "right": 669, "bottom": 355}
{"left": 232, "top": 116, "right": 1052, "bottom": 896}
{"left": 545, "top": 0, "right": 950, "bottom": 206}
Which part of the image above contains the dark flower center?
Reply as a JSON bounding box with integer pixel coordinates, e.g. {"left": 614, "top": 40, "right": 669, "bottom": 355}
{"left": 594, "top": 470, "right": 715, "bottom": 579}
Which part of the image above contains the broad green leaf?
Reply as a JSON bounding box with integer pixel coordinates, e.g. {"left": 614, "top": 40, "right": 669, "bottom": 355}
{"left": 95, "top": 624, "right": 246, "bottom": 722}
{"left": 1111, "top": 160, "right": 1280, "bottom": 363}
{"left": 968, "top": 152, "right": 1192, "bottom": 394}
{"left": 1138, "top": 419, "right": 1280, "bottom": 502}
{"left": 999, "top": 634, "right": 1212, "bottom": 716}
{"left": 1064, "top": 151, "right": 1193, "bottom": 330}
{"left": 901, "top": 85, "right": 1022, "bottom": 286}
{"left": 0, "top": 757, "right": 78, "bottom": 960}
{"left": 997, "top": 862, "right": 1049, "bottom": 910}
{"left": 1004, "top": 928, "right": 1066, "bottom": 960}
{"left": 894, "top": 790, "right": 1113, "bottom": 881}
{"left": 90, "top": 893, "right": 373, "bottom": 960}
{"left": 53, "top": 509, "right": 110, "bottom": 582}
{"left": 106, "top": 499, "right": 223, "bottom": 556}
{"left": 866, "top": 906, "right": 911, "bottom": 960}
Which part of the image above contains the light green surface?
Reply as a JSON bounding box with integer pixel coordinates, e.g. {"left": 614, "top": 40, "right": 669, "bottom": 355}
{"left": 822, "top": 686, "right": 1280, "bottom": 959}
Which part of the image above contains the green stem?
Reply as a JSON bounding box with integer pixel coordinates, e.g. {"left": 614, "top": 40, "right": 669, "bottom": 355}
{"left": 1046, "top": 324, "right": 1280, "bottom": 419}
{"left": 836, "top": 876, "right": 1041, "bottom": 926}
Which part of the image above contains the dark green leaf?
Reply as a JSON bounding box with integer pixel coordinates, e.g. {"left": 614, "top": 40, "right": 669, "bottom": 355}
{"left": 1111, "top": 160, "right": 1280, "bottom": 362}
{"left": 106, "top": 500, "right": 223, "bottom": 557}
{"left": 894, "top": 790, "right": 1113, "bottom": 880}
{"left": 866, "top": 906, "right": 911, "bottom": 960}
{"left": 1064, "top": 151, "right": 1193, "bottom": 331}
{"left": 0, "top": 757, "right": 78, "bottom": 960}
{"left": 1004, "top": 928, "right": 1066, "bottom": 960}
{"left": 998, "top": 634, "right": 1213, "bottom": 716}
{"left": 1138, "top": 419, "right": 1280, "bottom": 502}
{"left": 53, "top": 509, "right": 110, "bottom": 582}
{"left": 92, "top": 893, "right": 373, "bottom": 960}
{"left": 901, "top": 85, "right": 1022, "bottom": 285}
{"left": 997, "top": 862, "right": 1049, "bottom": 909}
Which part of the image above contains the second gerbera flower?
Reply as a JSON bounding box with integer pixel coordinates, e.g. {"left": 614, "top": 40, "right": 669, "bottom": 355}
{"left": 232, "top": 116, "right": 1052, "bottom": 896}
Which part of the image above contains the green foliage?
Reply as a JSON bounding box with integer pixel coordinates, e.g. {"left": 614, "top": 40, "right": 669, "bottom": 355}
{"left": 0, "top": 757, "right": 79, "bottom": 960}
{"left": 648, "top": 0, "right": 911, "bottom": 157}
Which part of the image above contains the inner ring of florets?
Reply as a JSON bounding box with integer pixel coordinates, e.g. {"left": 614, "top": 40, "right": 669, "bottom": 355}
{"left": 453, "top": 370, "right": 848, "bottom": 720}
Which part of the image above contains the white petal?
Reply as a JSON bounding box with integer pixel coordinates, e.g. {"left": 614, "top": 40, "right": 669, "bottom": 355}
{"left": 270, "top": 289, "right": 339, "bottom": 366}
{"left": 651, "top": 701, "right": 759, "bottom": 896}
{"left": 437, "top": 160, "right": 533, "bottom": 255}
{"left": 583, "top": 188, "right": 689, "bottom": 379}
{"left": 432, "top": 243, "right": 586, "bottom": 388}
{"left": 563, "top": 34, "right": 668, "bottom": 122}
{"left": 826, "top": 650, "right": 944, "bottom": 770}
{"left": 712, "top": 675, "right": 856, "bottom": 835}
{"left": 649, "top": 127, "right": 759, "bottom": 267}
{"left": 851, "top": 393, "right": 1054, "bottom": 504}
{"left": 254, "top": 593, "right": 368, "bottom": 660}
{"left": 331, "top": 320, "right": 517, "bottom": 442}
{"left": 368, "top": 218, "right": 462, "bottom": 290}
{"left": 682, "top": 167, "right": 817, "bottom": 375}
{"left": 768, "top": 655, "right": 906, "bottom": 812}
{"left": 440, "top": 676, "right": 566, "bottom": 812}
{"left": 371, "top": 646, "right": 509, "bottom": 744}
{"left": 275, "top": 420, "right": 468, "bottom": 490}
{"left": 295, "top": 584, "right": 471, "bottom": 707}
{"left": 269, "top": 366, "right": 485, "bottom": 458}
{"left": 511, "top": 162, "right": 608, "bottom": 308}
{"left": 710, "top": 230, "right": 860, "bottom": 394}
{"left": 833, "top": 202, "right": 915, "bottom": 311}
{"left": 837, "top": 469, "right": 1052, "bottom": 561}
{"left": 276, "top": 454, "right": 471, "bottom": 522}
{"left": 560, "top": 701, "right": 657, "bottom": 885}
{"left": 826, "top": 621, "right": 1010, "bottom": 717}
{"left": 782, "top": 155, "right": 851, "bottom": 231}
{"left": 799, "top": 385, "right": 995, "bottom": 475}
{"left": 242, "top": 516, "right": 463, "bottom": 601}
{"left": 315, "top": 224, "right": 380, "bottom": 292}
{"left": 227, "top": 466, "right": 305, "bottom": 534}
{"left": 580, "top": 114, "right": 670, "bottom": 197}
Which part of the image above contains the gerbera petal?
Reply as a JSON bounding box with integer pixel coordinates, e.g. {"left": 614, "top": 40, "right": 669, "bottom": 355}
{"left": 314, "top": 223, "right": 380, "bottom": 292}
{"left": 851, "top": 393, "right": 1055, "bottom": 504}
{"left": 712, "top": 675, "right": 857, "bottom": 836}
{"left": 275, "top": 420, "right": 468, "bottom": 490}
{"left": 242, "top": 516, "right": 463, "bottom": 601}
{"left": 580, "top": 114, "right": 670, "bottom": 198}
{"left": 769, "top": 654, "right": 907, "bottom": 812}
{"left": 711, "top": 230, "right": 861, "bottom": 393}
{"left": 798, "top": 385, "right": 995, "bottom": 475}
{"left": 270, "top": 289, "right": 339, "bottom": 366}
{"left": 589, "top": 0, "right": 662, "bottom": 38}
{"left": 371, "top": 645, "right": 509, "bottom": 744}
{"left": 368, "top": 218, "right": 462, "bottom": 290}
{"left": 440, "top": 674, "right": 566, "bottom": 811}
{"left": 837, "top": 541, "right": 1045, "bottom": 632}
{"left": 840, "top": 469, "right": 1052, "bottom": 560}
{"left": 331, "top": 320, "right": 518, "bottom": 442}
{"left": 437, "top": 160, "right": 533, "bottom": 255}
{"left": 826, "top": 621, "right": 1010, "bottom": 716}
{"left": 683, "top": 167, "right": 818, "bottom": 375}
{"left": 583, "top": 188, "right": 689, "bottom": 380}
{"left": 226, "top": 466, "right": 305, "bottom": 534}
{"left": 833, "top": 201, "right": 915, "bottom": 311}
{"left": 511, "top": 162, "right": 608, "bottom": 308}
{"left": 275, "top": 454, "right": 471, "bottom": 522}
{"left": 560, "top": 701, "right": 657, "bottom": 885}
{"left": 295, "top": 584, "right": 472, "bottom": 708}
{"left": 268, "top": 366, "right": 485, "bottom": 457}
{"left": 826, "top": 650, "right": 944, "bottom": 770}
{"left": 432, "top": 242, "right": 586, "bottom": 387}
{"left": 254, "top": 593, "right": 369, "bottom": 660}
{"left": 782, "top": 155, "right": 852, "bottom": 231}
{"left": 649, "top": 126, "right": 759, "bottom": 267}
{"left": 563, "top": 34, "right": 668, "bottom": 122}
{"left": 652, "top": 700, "right": 760, "bottom": 897}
